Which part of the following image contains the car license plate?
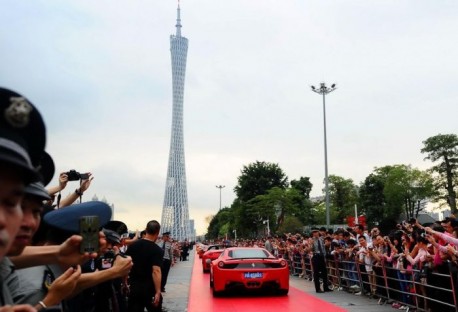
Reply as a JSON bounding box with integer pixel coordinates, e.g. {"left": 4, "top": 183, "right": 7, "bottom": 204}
{"left": 244, "top": 272, "right": 263, "bottom": 279}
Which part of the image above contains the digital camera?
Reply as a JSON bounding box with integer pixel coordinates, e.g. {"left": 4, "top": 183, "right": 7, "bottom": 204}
{"left": 66, "top": 170, "right": 89, "bottom": 181}
{"left": 99, "top": 250, "right": 116, "bottom": 270}
{"left": 98, "top": 250, "right": 128, "bottom": 270}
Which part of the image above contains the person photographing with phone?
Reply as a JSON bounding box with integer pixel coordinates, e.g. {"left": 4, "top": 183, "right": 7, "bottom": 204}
{"left": 90, "top": 228, "right": 130, "bottom": 311}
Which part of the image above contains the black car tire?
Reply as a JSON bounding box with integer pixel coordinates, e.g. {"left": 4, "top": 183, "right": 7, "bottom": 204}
{"left": 212, "top": 287, "right": 222, "bottom": 297}
{"left": 278, "top": 289, "right": 289, "bottom": 296}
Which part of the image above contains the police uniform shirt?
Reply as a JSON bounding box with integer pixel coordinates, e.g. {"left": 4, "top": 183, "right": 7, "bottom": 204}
{"left": 312, "top": 237, "right": 325, "bottom": 255}
{"left": 160, "top": 241, "right": 173, "bottom": 261}
{"left": 0, "top": 257, "right": 16, "bottom": 305}
{"left": 12, "top": 264, "right": 63, "bottom": 309}
{"left": 265, "top": 240, "right": 273, "bottom": 253}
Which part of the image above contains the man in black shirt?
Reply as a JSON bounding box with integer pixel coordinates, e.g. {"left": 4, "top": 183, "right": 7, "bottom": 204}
{"left": 181, "top": 240, "right": 189, "bottom": 261}
{"left": 125, "top": 220, "right": 163, "bottom": 312}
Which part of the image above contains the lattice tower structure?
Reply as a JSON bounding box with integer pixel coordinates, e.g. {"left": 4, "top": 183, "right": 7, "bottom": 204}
{"left": 161, "top": 4, "right": 190, "bottom": 241}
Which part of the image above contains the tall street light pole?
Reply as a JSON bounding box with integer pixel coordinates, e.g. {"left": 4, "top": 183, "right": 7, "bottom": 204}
{"left": 215, "top": 185, "right": 225, "bottom": 211}
{"left": 311, "top": 82, "right": 337, "bottom": 228}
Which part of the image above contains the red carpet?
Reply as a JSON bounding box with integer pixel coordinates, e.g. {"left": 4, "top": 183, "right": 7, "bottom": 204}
{"left": 188, "top": 253, "right": 347, "bottom": 312}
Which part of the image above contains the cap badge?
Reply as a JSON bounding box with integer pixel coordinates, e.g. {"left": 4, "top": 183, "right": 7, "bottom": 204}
{"left": 5, "top": 96, "right": 33, "bottom": 128}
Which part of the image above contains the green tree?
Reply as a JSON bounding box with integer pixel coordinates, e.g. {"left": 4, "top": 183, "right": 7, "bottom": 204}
{"left": 310, "top": 201, "right": 327, "bottom": 225}
{"left": 206, "top": 214, "right": 220, "bottom": 239}
{"left": 206, "top": 208, "right": 234, "bottom": 240}
{"left": 359, "top": 171, "right": 388, "bottom": 227}
{"left": 327, "top": 175, "right": 358, "bottom": 224}
{"left": 219, "top": 223, "right": 230, "bottom": 238}
{"left": 234, "top": 161, "right": 288, "bottom": 203}
{"left": 383, "top": 165, "right": 437, "bottom": 219}
{"left": 277, "top": 215, "right": 304, "bottom": 234}
{"left": 290, "top": 177, "right": 313, "bottom": 199}
{"left": 421, "top": 133, "right": 458, "bottom": 214}
{"left": 290, "top": 176, "right": 315, "bottom": 225}
{"left": 231, "top": 199, "right": 258, "bottom": 238}
{"left": 247, "top": 187, "right": 302, "bottom": 233}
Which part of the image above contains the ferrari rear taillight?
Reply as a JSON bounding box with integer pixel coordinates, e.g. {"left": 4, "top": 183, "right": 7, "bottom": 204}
{"left": 280, "top": 260, "right": 287, "bottom": 267}
{"left": 218, "top": 261, "right": 225, "bottom": 268}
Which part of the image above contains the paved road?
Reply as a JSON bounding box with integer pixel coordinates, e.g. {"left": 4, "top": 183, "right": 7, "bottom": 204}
{"left": 161, "top": 252, "right": 194, "bottom": 312}
{"left": 162, "top": 251, "right": 395, "bottom": 312}
{"left": 289, "top": 277, "right": 394, "bottom": 312}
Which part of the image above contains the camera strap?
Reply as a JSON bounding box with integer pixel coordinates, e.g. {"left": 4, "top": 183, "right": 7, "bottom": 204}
{"left": 56, "top": 192, "right": 61, "bottom": 209}
{"left": 78, "top": 179, "right": 83, "bottom": 202}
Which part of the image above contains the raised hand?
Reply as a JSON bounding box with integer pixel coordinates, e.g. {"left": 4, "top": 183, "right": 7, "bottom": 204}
{"left": 79, "top": 173, "right": 94, "bottom": 193}
{"left": 0, "top": 305, "right": 36, "bottom": 312}
{"left": 42, "top": 265, "right": 82, "bottom": 306}
{"left": 59, "top": 172, "right": 69, "bottom": 191}
{"left": 426, "top": 234, "right": 436, "bottom": 245}
{"left": 110, "top": 248, "right": 133, "bottom": 278}
{"left": 57, "top": 234, "right": 104, "bottom": 266}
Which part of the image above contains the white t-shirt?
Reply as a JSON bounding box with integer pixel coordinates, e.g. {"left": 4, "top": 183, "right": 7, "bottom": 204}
{"left": 358, "top": 245, "right": 374, "bottom": 272}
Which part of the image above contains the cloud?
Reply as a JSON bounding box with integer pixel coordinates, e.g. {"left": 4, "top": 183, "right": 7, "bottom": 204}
{"left": 1, "top": 0, "right": 457, "bottom": 234}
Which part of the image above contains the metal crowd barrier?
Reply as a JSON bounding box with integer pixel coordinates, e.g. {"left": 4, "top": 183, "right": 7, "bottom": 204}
{"left": 289, "top": 253, "right": 458, "bottom": 312}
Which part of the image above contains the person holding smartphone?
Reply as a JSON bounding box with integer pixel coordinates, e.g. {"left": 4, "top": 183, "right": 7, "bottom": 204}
{"left": 0, "top": 87, "right": 47, "bottom": 310}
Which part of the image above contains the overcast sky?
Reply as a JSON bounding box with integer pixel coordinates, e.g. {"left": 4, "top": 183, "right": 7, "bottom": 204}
{"left": 1, "top": 1, "right": 457, "bottom": 235}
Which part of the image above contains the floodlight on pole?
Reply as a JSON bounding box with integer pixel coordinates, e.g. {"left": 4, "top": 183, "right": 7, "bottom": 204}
{"left": 215, "top": 185, "right": 225, "bottom": 211}
{"left": 311, "top": 82, "right": 337, "bottom": 228}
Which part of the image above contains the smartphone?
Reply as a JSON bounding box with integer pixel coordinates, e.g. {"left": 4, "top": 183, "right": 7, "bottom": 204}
{"left": 79, "top": 216, "right": 100, "bottom": 254}
{"left": 79, "top": 172, "right": 90, "bottom": 180}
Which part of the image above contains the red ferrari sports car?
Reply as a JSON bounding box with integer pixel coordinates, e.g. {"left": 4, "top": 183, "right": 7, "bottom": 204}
{"left": 210, "top": 247, "right": 289, "bottom": 296}
{"left": 202, "top": 245, "right": 225, "bottom": 273}
{"left": 196, "top": 243, "right": 209, "bottom": 259}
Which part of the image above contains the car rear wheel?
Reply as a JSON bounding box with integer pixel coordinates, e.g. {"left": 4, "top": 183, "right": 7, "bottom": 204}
{"left": 212, "top": 286, "right": 222, "bottom": 297}
{"left": 278, "top": 289, "right": 289, "bottom": 296}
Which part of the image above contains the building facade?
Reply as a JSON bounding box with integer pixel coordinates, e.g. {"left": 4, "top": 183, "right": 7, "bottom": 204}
{"left": 160, "top": 4, "right": 191, "bottom": 241}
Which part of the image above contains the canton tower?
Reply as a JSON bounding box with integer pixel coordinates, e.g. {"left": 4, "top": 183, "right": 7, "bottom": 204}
{"left": 160, "top": 3, "right": 190, "bottom": 241}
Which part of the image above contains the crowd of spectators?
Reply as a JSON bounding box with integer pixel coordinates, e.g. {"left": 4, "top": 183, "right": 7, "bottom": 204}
{"left": 203, "top": 217, "right": 458, "bottom": 311}
{"left": 2, "top": 87, "right": 457, "bottom": 312}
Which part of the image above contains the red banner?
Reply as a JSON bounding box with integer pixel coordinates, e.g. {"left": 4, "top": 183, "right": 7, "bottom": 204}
{"left": 347, "top": 215, "right": 366, "bottom": 227}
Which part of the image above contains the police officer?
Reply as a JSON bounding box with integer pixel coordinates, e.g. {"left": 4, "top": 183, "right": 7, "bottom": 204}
{"left": 0, "top": 87, "right": 46, "bottom": 308}
{"left": 5, "top": 181, "right": 84, "bottom": 311}
{"left": 90, "top": 228, "right": 129, "bottom": 312}
{"left": 159, "top": 232, "right": 174, "bottom": 292}
{"left": 311, "top": 228, "right": 332, "bottom": 293}
{"left": 13, "top": 201, "right": 113, "bottom": 310}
